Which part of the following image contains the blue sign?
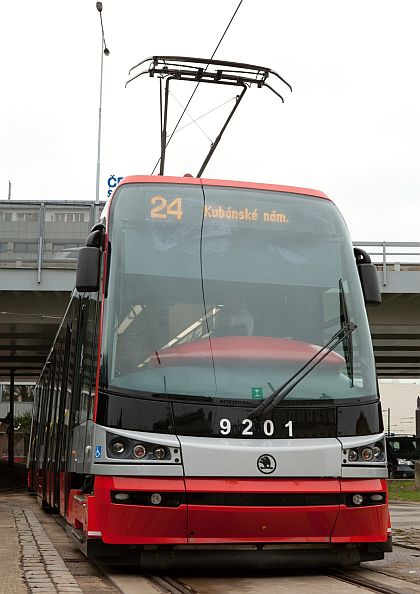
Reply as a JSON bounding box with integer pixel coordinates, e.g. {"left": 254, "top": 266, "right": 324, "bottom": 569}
{"left": 95, "top": 445, "right": 102, "bottom": 459}
{"left": 107, "top": 175, "right": 124, "bottom": 197}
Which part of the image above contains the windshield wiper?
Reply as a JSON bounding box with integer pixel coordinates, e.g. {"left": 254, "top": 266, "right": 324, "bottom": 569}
{"left": 247, "top": 321, "right": 357, "bottom": 422}
{"left": 339, "top": 278, "right": 354, "bottom": 387}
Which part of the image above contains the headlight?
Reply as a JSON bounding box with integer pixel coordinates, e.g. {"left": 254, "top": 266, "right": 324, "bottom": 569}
{"left": 133, "top": 444, "right": 147, "bottom": 459}
{"left": 348, "top": 449, "right": 359, "bottom": 462}
{"left": 106, "top": 432, "right": 181, "bottom": 463}
{"left": 370, "top": 494, "right": 385, "bottom": 502}
{"left": 373, "top": 444, "right": 385, "bottom": 462}
{"left": 114, "top": 492, "right": 130, "bottom": 501}
{"left": 342, "top": 438, "right": 387, "bottom": 465}
{"left": 361, "top": 447, "right": 373, "bottom": 461}
{"left": 150, "top": 493, "right": 162, "bottom": 505}
{"left": 153, "top": 447, "right": 167, "bottom": 460}
{"left": 352, "top": 494, "right": 364, "bottom": 506}
{"left": 111, "top": 441, "right": 126, "bottom": 455}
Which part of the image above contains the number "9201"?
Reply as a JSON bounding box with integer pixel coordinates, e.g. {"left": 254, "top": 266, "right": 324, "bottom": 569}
{"left": 219, "top": 419, "right": 293, "bottom": 437}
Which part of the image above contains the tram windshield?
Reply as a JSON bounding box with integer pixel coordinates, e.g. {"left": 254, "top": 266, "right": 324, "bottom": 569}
{"left": 101, "top": 182, "right": 377, "bottom": 403}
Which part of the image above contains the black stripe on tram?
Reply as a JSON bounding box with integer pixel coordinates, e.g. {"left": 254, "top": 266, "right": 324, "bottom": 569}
{"left": 111, "top": 491, "right": 387, "bottom": 508}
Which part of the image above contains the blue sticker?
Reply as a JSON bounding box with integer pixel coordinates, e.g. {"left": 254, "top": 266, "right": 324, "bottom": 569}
{"left": 95, "top": 445, "right": 102, "bottom": 459}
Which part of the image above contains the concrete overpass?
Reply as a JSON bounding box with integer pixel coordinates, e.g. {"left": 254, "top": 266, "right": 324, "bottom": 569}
{"left": 0, "top": 200, "right": 419, "bottom": 382}
{"left": 354, "top": 241, "right": 420, "bottom": 379}
{"left": 0, "top": 200, "right": 104, "bottom": 382}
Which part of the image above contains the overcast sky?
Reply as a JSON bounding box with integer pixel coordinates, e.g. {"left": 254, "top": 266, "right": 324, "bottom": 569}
{"left": 1, "top": 0, "right": 419, "bottom": 242}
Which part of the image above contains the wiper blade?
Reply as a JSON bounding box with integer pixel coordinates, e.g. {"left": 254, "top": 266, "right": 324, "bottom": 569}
{"left": 247, "top": 322, "right": 357, "bottom": 422}
{"left": 339, "top": 278, "right": 354, "bottom": 387}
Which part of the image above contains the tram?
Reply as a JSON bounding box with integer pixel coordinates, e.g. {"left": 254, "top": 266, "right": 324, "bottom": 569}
{"left": 28, "top": 174, "right": 391, "bottom": 568}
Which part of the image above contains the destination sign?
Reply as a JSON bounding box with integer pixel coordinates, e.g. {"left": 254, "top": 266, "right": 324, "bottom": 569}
{"left": 149, "top": 195, "right": 289, "bottom": 225}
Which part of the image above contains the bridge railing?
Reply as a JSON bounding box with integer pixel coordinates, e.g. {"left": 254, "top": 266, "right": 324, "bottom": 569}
{"left": 0, "top": 201, "right": 106, "bottom": 282}
{"left": 353, "top": 241, "right": 420, "bottom": 286}
{"left": 0, "top": 203, "right": 419, "bottom": 289}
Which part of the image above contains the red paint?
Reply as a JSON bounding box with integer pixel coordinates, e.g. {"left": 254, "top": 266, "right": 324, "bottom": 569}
{"left": 85, "top": 495, "right": 101, "bottom": 535}
{"left": 66, "top": 489, "right": 82, "bottom": 528}
{"left": 149, "top": 337, "right": 344, "bottom": 368}
{"left": 331, "top": 505, "right": 388, "bottom": 543}
{"left": 185, "top": 478, "right": 340, "bottom": 543}
{"left": 59, "top": 472, "right": 66, "bottom": 517}
{"left": 81, "top": 476, "right": 388, "bottom": 546}
{"left": 340, "top": 478, "right": 387, "bottom": 494}
{"left": 60, "top": 474, "right": 391, "bottom": 548}
{"left": 332, "top": 478, "right": 388, "bottom": 543}
{"left": 93, "top": 476, "right": 188, "bottom": 545}
{"left": 117, "top": 175, "right": 331, "bottom": 201}
{"left": 188, "top": 506, "right": 339, "bottom": 543}
{"left": 185, "top": 478, "right": 341, "bottom": 493}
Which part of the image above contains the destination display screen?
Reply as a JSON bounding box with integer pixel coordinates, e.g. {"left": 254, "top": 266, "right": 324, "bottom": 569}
{"left": 122, "top": 183, "right": 342, "bottom": 288}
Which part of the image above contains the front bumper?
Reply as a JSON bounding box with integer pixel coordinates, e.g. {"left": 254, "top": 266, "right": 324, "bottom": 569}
{"left": 86, "top": 476, "right": 389, "bottom": 546}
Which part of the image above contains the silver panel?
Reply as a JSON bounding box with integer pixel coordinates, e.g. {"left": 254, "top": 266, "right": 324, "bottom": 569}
{"left": 83, "top": 420, "right": 95, "bottom": 474}
{"left": 69, "top": 421, "right": 87, "bottom": 473}
{"left": 341, "top": 466, "right": 388, "bottom": 478}
{"left": 178, "top": 436, "right": 342, "bottom": 477}
{"left": 338, "top": 432, "right": 388, "bottom": 476}
{"left": 338, "top": 432, "right": 386, "bottom": 449}
{"left": 90, "top": 424, "right": 183, "bottom": 476}
{"left": 92, "top": 463, "right": 184, "bottom": 477}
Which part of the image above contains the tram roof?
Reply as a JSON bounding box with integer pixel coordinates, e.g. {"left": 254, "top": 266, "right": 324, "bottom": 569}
{"left": 114, "top": 175, "right": 332, "bottom": 202}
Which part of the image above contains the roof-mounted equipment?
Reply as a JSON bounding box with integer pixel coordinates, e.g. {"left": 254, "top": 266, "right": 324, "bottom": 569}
{"left": 126, "top": 56, "right": 292, "bottom": 177}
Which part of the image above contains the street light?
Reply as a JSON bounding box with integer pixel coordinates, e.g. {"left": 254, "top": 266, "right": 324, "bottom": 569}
{"left": 95, "top": 2, "right": 110, "bottom": 220}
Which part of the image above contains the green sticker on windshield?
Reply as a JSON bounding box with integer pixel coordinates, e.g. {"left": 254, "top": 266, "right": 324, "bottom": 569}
{"left": 251, "top": 387, "right": 264, "bottom": 399}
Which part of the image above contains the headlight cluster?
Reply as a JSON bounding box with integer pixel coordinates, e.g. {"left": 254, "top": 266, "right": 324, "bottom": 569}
{"left": 107, "top": 434, "right": 180, "bottom": 462}
{"left": 345, "top": 492, "right": 386, "bottom": 507}
{"left": 343, "top": 439, "right": 386, "bottom": 465}
{"left": 111, "top": 490, "right": 184, "bottom": 507}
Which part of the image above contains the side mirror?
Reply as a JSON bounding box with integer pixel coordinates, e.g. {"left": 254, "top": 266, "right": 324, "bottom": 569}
{"left": 354, "top": 248, "right": 381, "bottom": 305}
{"left": 75, "top": 223, "right": 105, "bottom": 293}
{"left": 76, "top": 247, "right": 101, "bottom": 292}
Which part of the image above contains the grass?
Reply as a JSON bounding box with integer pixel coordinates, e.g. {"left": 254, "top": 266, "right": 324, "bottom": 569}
{"left": 387, "top": 479, "right": 420, "bottom": 502}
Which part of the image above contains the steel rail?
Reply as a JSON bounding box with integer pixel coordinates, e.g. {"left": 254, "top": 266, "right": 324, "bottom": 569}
{"left": 329, "top": 569, "right": 413, "bottom": 594}
{"left": 148, "top": 575, "right": 197, "bottom": 594}
{"left": 150, "top": 571, "right": 414, "bottom": 594}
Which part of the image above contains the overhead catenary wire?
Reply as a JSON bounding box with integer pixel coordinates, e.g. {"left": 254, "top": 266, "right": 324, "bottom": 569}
{"left": 151, "top": 0, "right": 244, "bottom": 174}
{"left": 168, "top": 91, "right": 213, "bottom": 144}
{"left": 170, "top": 96, "right": 237, "bottom": 136}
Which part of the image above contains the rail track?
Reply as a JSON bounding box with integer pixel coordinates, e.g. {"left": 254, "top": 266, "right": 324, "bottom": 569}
{"left": 328, "top": 569, "right": 415, "bottom": 594}
{"left": 145, "top": 570, "right": 416, "bottom": 594}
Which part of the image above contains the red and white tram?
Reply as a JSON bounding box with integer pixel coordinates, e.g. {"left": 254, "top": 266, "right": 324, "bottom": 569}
{"left": 28, "top": 175, "right": 391, "bottom": 568}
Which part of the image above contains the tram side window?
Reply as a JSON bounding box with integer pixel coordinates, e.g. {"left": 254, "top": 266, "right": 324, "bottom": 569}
{"left": 69, "top": 302, "right": 82, "bottom": 426}
{"left": 59, "top": 308, "right": 77, "bottom": 465}
{"left": 29, "top": 386, "right": 41, "bottom": 463}
{"left": 43, "top": 352, "right": 58, "bottom": 466}
{"left": 67, "top": 297, "right": 97, "bottom": 427}
{"left": 38, "top": 374, "right": 51, "bottom": 464}
{"left": 46, "top": 338, "right": 65, "bottom": 467}
{"left": 79, "top": 298, "right": 99, "bottom": 424}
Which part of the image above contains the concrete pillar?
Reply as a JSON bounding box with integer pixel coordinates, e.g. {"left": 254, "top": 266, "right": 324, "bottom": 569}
{"left": 416, "top": 397, "right": 420, "bottom": 438}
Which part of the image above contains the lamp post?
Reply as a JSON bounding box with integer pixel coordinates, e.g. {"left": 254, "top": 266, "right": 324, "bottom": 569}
{"left": 95, "top": 2, "right": 110, "bottom": 221}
